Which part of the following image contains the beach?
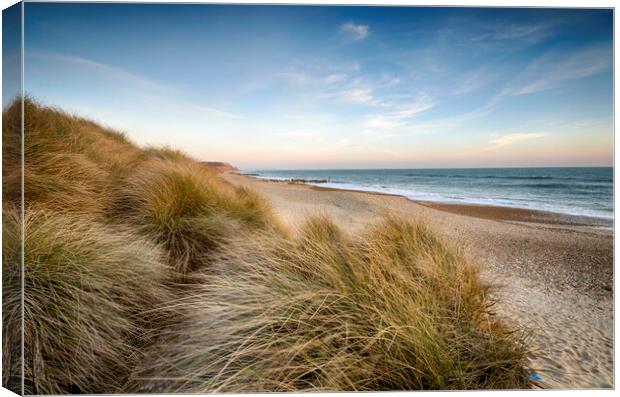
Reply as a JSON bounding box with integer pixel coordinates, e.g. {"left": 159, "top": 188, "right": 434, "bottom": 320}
{"left": 225, "top": 173, "right": 614, "bottom": 389}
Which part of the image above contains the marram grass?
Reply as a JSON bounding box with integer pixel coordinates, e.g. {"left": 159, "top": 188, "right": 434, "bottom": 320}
{"left": 129, "top": 216, "right": 531, "bottom": 392}
{"left": 2, "top": 206, "right": 171, "bottom": 394}
{"left": 110, "top": 157, "right": 280, "bottom": 274}
{"left": 2, "top": 98, "right": 531, "bottom": 393}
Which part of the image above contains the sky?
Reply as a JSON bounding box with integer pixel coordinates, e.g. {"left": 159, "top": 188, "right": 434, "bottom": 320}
{"left": 15, "top": 3, "right": 614, "bottom": 169}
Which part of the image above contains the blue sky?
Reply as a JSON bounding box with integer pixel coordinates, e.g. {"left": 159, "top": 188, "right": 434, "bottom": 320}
{"left": 19, "top": 3, "right": 613, "bottom": 169}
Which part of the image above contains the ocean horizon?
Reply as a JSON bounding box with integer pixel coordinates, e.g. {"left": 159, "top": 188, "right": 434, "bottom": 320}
{"left": 246, "top": 166, "right": 614, "bottom": 220}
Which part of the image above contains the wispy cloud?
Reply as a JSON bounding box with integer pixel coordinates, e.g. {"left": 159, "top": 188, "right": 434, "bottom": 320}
{"left": 279, "top": 71, "right": 348, "bottom": 86}
{"left": 159, "top": 97, "right": 238, "bottom": 119}
{"left": 453, "top": 66, "right": 500, "bottom": 96}
{"left": 277, "top": 66, "right": 404, "bottom": 109}
{"left": 323, "top": 74, "right": 402, "bottom": 107}
{"left": 28, "top": 50, "right": 237, "bottom": 119}
{"left": 341, "top": 21, "right": 370, "bottom": 41}
{"left": 324, "top": 73, "right": 348, "bottom": 84}
{"left": 277, "top": 131, "right": 321, "bottom": 140}
{"left": 488, "top": 132, "right": 548, "bottom": 148}
{"left": 31, "top": 51, "right": 171, "bottom": 92}
{"left": 472, "top": 21, "right": 555, "bottom": 45}
{"left": 364, "top": 94, "right": 436, "bottom": 131}
{"left": 338, "top": 88, "right": 374, "bottom": 104}
{"left": 428, "top": 17, "right": 561, "bottom": 56}
{"left": 501, "top": 45, "right": 611, "bottom": 97}
{"left": 390, "top": 96, "right": 436, "bottom": 119}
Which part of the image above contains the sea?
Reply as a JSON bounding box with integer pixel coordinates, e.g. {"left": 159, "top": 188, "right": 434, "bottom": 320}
{"left": 245, "top": 167, "right": 614, "bottom": 221}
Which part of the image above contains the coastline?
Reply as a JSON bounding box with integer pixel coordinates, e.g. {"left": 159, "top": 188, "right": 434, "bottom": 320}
{"left": 307, "top": 183, "right": 612, "bottom": 229}
{"left": 224, "top": 172, "right": 613, "bottom": 389}
{"left": 241, "top": 173, "right": 612, "bottom": 230}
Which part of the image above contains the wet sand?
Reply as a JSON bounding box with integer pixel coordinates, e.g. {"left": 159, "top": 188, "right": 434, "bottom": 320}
{"left": 224, "top": 173, "right": 614, "bottom": 389}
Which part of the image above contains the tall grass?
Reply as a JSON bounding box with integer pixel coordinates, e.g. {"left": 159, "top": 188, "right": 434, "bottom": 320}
{"left": 4, "top": 99, "right": 141, "bottom": 217}
{"left": 2, "top": 98, "right": 531, "bottom": 393}
{"left": 129, "top": 216, "right": 531, "bottom": 392}
{"left": 110, "top": 157, "right": 280, "bottom": 273}
{"left": 3, "top": 207, "right": 171, "bottom": 394}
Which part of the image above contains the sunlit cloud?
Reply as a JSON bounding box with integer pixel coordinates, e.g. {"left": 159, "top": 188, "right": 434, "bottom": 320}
{"left": 338, "top": 88, "right": 374, "bottom": 104}
{"left": 361, "top": 94, "right": 437, "bottom": 141}
{"left": 391, "top": 96, "right": 436, "bottom": 119}
{"left": 488, "top": 132, "right": 548, "bottom": 148}
{"left": 315, "top": 73, "right": 402, "bottom": 107}
{"left": 341, "top": 21, "right": 370, "bottom": 41}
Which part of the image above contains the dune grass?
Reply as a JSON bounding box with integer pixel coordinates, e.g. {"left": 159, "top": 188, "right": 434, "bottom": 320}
{"left": 2, "top": 98, "right": 531, "bottom": 393}
{"left": 2, "top": 99, "right": 24, "bottom": 394}
{"left": 110, "top": 157, "right": 280, "bottom": 274}
{"left": 3, "top": 206, "right": 171, "bottom": 394}
{"left": 128, "top": 216, "right": 531, "bottom": 392}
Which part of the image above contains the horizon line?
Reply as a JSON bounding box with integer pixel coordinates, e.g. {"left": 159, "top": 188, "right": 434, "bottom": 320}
{"left": 238, "top": 165, "right": 614, "bottom": 171}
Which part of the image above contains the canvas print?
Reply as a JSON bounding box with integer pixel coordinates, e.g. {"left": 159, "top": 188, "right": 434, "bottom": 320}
{"left": 1, "top": 1, "right": 614, "bottom": 394}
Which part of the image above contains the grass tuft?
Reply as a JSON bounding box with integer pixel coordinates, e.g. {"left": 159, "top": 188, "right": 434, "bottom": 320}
{"left": 110, "top": 158, "right": 279, "bottom": 273}
{"left": 129, "top": 216, "right": 531, "bottom": 392}
{"left": 2, "top": 206, "right": 170, "bottom": 394}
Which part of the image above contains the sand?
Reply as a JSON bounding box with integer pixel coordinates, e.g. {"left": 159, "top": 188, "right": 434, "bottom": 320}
{"left": 224, "top": 173, "right": 614, "bottom": 389}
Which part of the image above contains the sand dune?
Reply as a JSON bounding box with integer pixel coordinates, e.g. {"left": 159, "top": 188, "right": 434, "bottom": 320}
{"left": 224, "top": 173, "right": 614, "bottom": 389}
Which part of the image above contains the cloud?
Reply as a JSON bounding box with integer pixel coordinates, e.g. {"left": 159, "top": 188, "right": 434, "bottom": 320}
{"left": 28, "top": 50, "right": 237, "bottom": 119}
{"left": 280, "top": 71, "right": 348, "bottom": 86}
{"left": 364, "top": 94, "right": 436, "bottom": 131}
{"left": 341, "top": 21, "right": 370, "bottom": 41}
{"left": 175, "top": 101, "right": 238, "bottom": 119}
{"left": 338, "top": 88, "right": 374, "bottom": 104}
{"left": 324, "top": 73, "right": 348, "bottom": 84}
{"left": 391, "top": 96, "right": 436, "bottom": 119}
{"left": 31, "top": 51, "right": 171, "bottom": 92}
{"left": 472, "top": 22, "right": 554, "bottom": 45}
{"left": 453, "top": 66, "right": 500, "bottom": 96}
{"left": 500, "top": 45, "right": 611, "bottom": 97}
{"left": 277, "top": 131, "right": 321, "bottom": 139}
{"left": 278, "top": 64, "right": 403, "bottom": 109}
{"left": 322, "top": 74, "right": 402, "bottom": 106}
{"left": 488, "top": 132, "right": 548, "bottom": 148}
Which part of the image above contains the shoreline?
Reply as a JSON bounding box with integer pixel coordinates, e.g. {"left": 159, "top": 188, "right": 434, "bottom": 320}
{"left": 240, "top": 173, "right": 613, "bottom": 230}
{"left": 223, "top": 171, "right": 613, "bottom": 389}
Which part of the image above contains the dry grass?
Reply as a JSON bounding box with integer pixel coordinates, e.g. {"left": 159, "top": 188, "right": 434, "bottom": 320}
{"left": 2, "top": 100, "right": 25, "bottom": 394}
{"left": 2, "top": 98, "right": 531, "bottom": 393}
{"left": 110, "top": 157, "right": 281, "bottom": 273}
{"left": 3, "top": 99, "right": 141, "bottom": 217}
{"left": 2, "top": 204, "right": 22, "bottom": 393}
{"left": 129, "top": 216, "right": 531, "bottom": 392}
{"left": 3, "top": 206, "right": 171, "bottom": 394}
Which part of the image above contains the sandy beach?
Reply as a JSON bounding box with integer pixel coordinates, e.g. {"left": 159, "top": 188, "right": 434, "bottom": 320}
{"left": 225, "top": 173, "right": 614, "bottom": 389}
